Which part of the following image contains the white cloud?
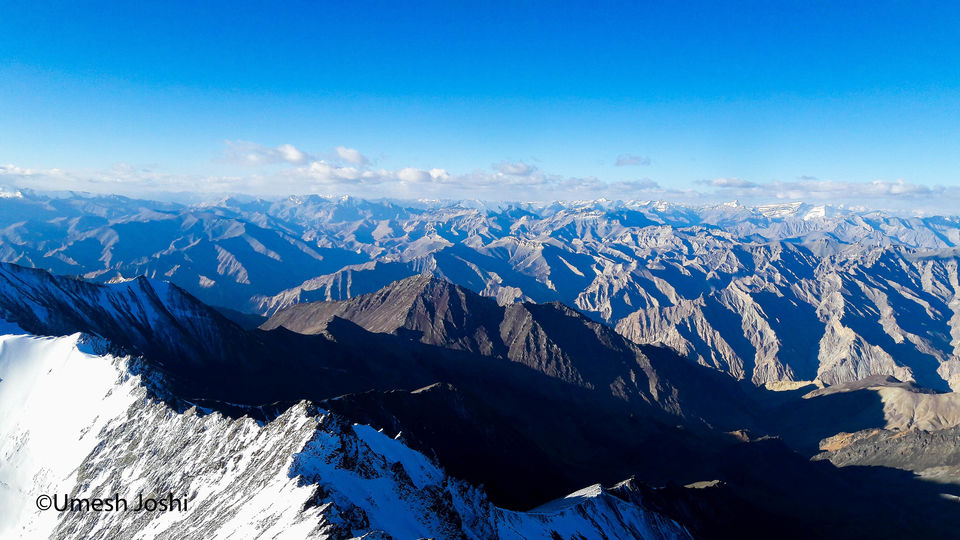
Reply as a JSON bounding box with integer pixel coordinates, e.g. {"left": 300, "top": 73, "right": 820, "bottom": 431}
{"left": 277, "top": 144, "right": 307, "bottom": 164}
{"left": 0, "top": 158, "right": 678, "bottom": 202}
{"left": 396, "top": 167, "right": 431, "bottom": 183}
{"left": 224, "top": 141, "right": 311, "bottom": 165}
{"left": 335, "top": 146, "right": 369, "bottom": 165}
{"left": 615, "top": 154, "right": 652, "bottom": 167}
{"left": 7, "top": 140, "right": 960, "bottom": 213}
{"left": 697, "top": 177, "right": 960, "bottom": 211}
{"left": 698, "top": 177, "right": 758, "bottom": 188}
{"left": 0, "top": 162, "right": 244, "bottom": 194}
{"left": 493, "top": 161, "right": 536, "bottom": 176}
{"left": 225, "top": 142, "right": 371, "bottom": 168}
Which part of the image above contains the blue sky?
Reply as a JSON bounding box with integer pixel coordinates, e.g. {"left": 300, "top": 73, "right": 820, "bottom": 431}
{"left": 2, "top": 1, "right": 960, "bottom": 207}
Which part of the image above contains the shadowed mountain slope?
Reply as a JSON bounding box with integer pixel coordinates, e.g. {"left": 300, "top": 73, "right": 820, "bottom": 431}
{"left": 263, "top": 273, "right": 758, "bottom": 428}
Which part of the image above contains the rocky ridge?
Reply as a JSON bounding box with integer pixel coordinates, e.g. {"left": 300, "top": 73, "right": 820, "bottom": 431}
{"left": 0, "top": 330, "right": 692, "bottom": 539}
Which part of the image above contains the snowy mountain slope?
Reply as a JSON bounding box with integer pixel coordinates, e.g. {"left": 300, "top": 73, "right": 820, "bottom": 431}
{"left": 3, "top": 191, "right": 959, "bottom": 390}
{"left": 0, "top": 262, "right": 239, "bottom": 361}
{"left": 0, "top": 330, "right": 692, "bottom": 539}
{"left": 0, "top": 332, "right": 140, "bottom": 538}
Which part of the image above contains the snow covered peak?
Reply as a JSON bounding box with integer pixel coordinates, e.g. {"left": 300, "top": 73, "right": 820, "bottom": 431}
{"left": 803, "top": 204, "right": 828, "bottom": 220}
{"left": 756, "top": 201, "right": 805, "bottom": 218}
{"left": 0, "top": 333, "right": 145, "bottom": 538}
{"left": 0, "top": 329, "right": 691, "bottom": 539}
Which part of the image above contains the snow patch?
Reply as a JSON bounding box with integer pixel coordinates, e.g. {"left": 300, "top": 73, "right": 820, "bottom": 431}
{"left": 0, "top": 333, "right": 142, "bottom": 538}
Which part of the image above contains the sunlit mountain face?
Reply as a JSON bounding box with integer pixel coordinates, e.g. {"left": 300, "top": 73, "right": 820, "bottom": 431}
{"left": 4, "top": 192, "right": 960, "bottom": 390}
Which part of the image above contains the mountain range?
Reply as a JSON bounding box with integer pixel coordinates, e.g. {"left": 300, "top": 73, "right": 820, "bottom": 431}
{"left": 2, "top": 191, "right": 958, "bottom": 392}
{"left": 3, "top": 191, "right": 960, "bottom": 537}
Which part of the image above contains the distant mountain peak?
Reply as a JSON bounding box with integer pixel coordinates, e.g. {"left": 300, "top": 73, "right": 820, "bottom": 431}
{"left": 262, "top": 272, "right": 500, "bottom": 349}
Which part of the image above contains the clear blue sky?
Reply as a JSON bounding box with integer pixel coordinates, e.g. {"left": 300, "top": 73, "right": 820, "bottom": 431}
{"left": 2, "top": 1, "right": 959, "bottom": 205}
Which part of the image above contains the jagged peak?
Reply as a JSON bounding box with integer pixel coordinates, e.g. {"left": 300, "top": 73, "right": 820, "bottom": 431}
{"left": 382, "top": 270, "right": 444, "bottom": 289}
{"left": 263, "top": 272, "right": 501, "bottom": 341}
